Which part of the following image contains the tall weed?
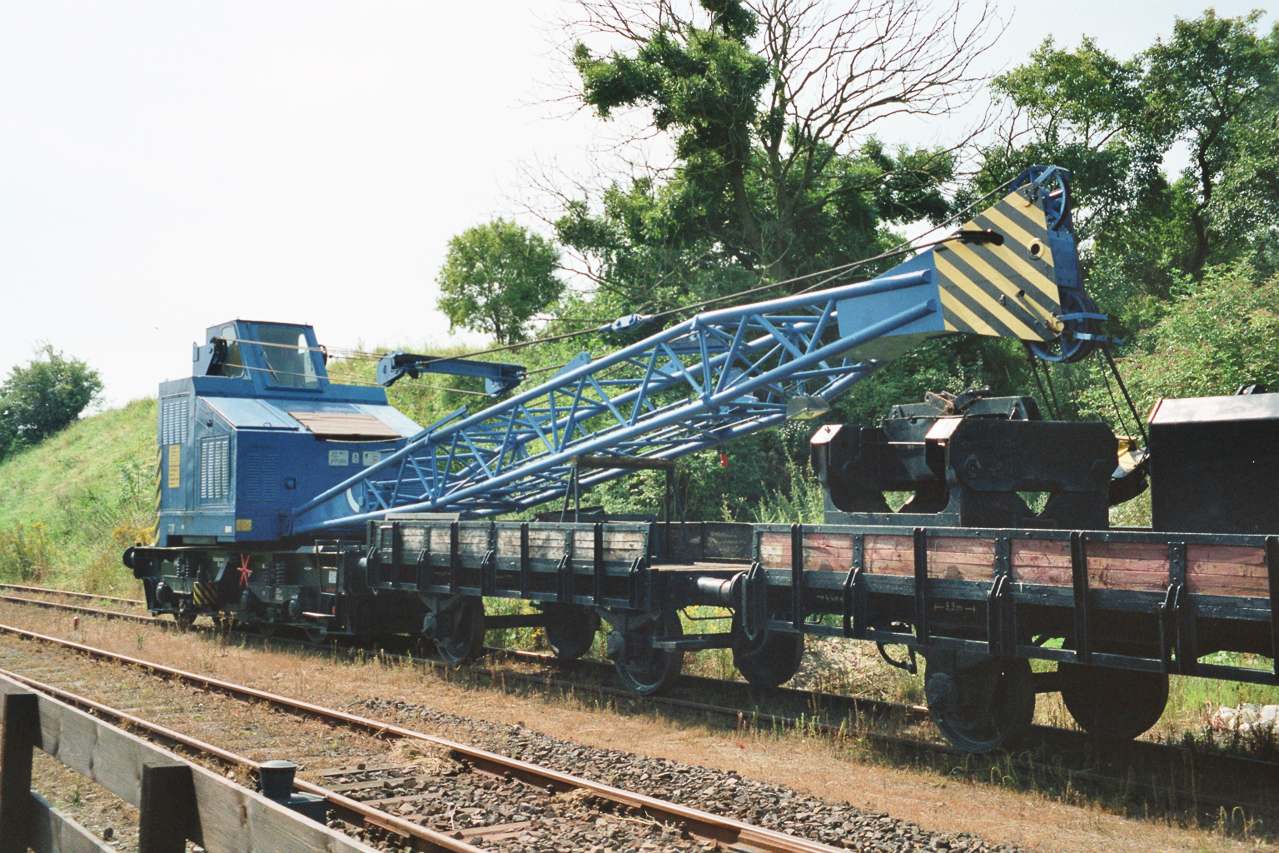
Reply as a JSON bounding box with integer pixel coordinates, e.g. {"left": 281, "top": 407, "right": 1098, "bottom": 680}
{"left": 0, "top": 522, "right": 57, "bottom": 582}
{"left": 0, "top": 398, "right": 158, "bottom": 593}
{"left": 727, "top": 457, "right": 826, "bottom": 524}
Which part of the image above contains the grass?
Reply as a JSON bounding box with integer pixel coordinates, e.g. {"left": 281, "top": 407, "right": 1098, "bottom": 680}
{"left": 0, "top": 397, "right": 156, "bottom": 594}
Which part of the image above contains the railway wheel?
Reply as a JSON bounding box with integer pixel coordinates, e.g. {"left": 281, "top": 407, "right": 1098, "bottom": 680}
{"left": 542, "top": 604, "right": 600, "bottom": 660}
{"left": 925, "top": 655, "right": 1035, "bottom": 753}
{"left": 730, "top": 614, "right": 805, "bottom": 688}
{"left": 1058, "top": 663, "right": 1168, "bottom": 741}
{"left": 614, "top": 610, "right": 685, "bottom": 696}
{"left": 434, "top": 597, "right": 487, "bottom": 665}
{"left": 304, "top": 626, "right": 327, "bottom": 644}
{"left": 173, "top": 609, "right": 197, "bottom": 630}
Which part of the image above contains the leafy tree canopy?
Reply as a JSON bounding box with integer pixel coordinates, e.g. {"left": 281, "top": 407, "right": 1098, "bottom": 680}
{"left": 975, "top": 9, "right": 1279, "bottom": 329}
{"left": 436, "top": 219, "right": 564, "bottom": 346}
{"left": 555, "top": 0, "right": 986, "bottom": 318}
{"left": 0, "top": 346, "right": 103, "bottom": 459}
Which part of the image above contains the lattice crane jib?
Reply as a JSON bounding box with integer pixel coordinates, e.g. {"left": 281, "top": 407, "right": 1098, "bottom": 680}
{"left": 291, "top": 167, "right": 1095, "bottom": 534}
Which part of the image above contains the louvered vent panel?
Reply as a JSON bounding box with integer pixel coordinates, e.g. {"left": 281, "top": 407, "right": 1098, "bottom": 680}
{"left": 243, "top": 450, "right": 279, "bottom": 503}
{"left": 161, "top": 395, "right": 189, "bottom": 445}
{"left": 199, "top": 436, "right": 230, "bottom": 502}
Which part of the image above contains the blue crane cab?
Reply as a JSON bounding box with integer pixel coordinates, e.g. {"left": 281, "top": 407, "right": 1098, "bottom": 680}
{"left": 154, "top": 320, "right": 421, "bottom": 546}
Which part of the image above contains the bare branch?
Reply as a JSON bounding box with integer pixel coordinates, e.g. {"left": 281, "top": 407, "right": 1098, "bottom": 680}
{"left": 751, "top": 0, "right": 998, "bottom": 155}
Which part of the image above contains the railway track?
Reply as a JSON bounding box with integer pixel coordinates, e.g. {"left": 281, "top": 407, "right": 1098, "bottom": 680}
{"left": 0, "top": 622, "right": 962, "bottom": 853}
{"left": 3, "top": 585, "right": 1277, "bottom": 837}
{"left": 0, "top": 583, "right": 142, "bottom": 606}
{"left": 480, "top": 649, "right": 1279, "bottom": 831}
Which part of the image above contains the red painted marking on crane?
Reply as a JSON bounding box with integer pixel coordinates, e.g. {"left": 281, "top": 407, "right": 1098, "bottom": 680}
{"left": 237, "top": 554, "right": 253, "bottom": 588}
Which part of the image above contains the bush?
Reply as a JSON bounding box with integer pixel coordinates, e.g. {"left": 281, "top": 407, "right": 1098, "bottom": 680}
{"left": 1088, "top": 265, "right": 1279, "bottom": 416}
{"left": 0, "top": 346, "right": 103, "bottom": 460}
{"left": 0, "top": 522, "right": 57, "bottom": 582}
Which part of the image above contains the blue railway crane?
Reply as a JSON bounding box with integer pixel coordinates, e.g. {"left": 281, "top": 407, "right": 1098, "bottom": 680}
{"left": 132, "top": 165, "right": 1279, "bottom": 754}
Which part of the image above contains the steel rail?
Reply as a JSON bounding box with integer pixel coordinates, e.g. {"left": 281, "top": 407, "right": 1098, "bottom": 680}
{"left": 0, "top": 622, "right": 853, "bottom": 853}
{"left": 0, "top": 667, "right": 485, "bottom": 853}
{"left": 0, "top": 584, "right": 143, "bottom": 606}
{"left": 0, "top": 594, "right": 158, "bottom": 625}
{"left": 484, "top": 651, "right": 1279, "bottom": 817}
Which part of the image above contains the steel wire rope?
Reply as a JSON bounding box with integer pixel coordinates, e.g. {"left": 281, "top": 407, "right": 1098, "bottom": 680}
{"left": 516, "top": 198, "right": 1020, "bottom": 382}
{"left": 417, "top": 178, "right": 1023, "bottom": 372}
{"left": 210, "top": 361, "right": 495, "bottom": 397}
{"left": 1098, "top": 343, "right": 1149, "bottom": 446}
{"left": 1062, "top": 355, "right": 1081, "bottom": 411}
{"left": 1097, "top": 352, "right": 1135, "bottom": 437}
{"left": 1023, "top": 343, "right": 1060, "bottom": 420}
{"left": 1023, "top": 343, "right": 1063, "bottom": 419}
{"left": 253, "top": 180, "right": 1020, "bottom": 392}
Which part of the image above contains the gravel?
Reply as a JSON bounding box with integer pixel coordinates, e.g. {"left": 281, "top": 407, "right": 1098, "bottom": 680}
{"left": 361, "top": 699, "right": 1031, "bottom": 853}
{"left": 329, "top": 763, "right": 712, "bottom": 851}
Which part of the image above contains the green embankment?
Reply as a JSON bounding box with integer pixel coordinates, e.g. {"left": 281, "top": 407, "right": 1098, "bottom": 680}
{"left": 0, "top": 397, "right": 157, "bottom": 594}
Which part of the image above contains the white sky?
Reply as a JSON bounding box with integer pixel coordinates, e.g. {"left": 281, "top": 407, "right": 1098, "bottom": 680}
{"left": 1, "top": 0, "right": 1269, "bottom": 408}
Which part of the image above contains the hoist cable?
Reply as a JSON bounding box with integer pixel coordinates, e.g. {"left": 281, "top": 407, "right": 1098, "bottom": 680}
{"left": 404, "top": 178, "right": 1021, "bottom": 366}
{"left": 1099, "top": 342, "right": 1149, "bottom": 446}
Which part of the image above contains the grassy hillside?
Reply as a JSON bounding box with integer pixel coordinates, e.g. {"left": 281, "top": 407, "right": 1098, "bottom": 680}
{"left": 0, "top": 397, "right": 156, "bottom": 594}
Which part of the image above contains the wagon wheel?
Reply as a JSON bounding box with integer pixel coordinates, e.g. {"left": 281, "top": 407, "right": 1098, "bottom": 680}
{"left": 1058, "top": 662, "right": 1168, "bottom": 741}
{"left": 730, "top": 613, "right": 805, "bottom": 688}
{"left": 614, "top": 610, "right": 685, "bottom": 697}
{"left": 542, "top": 603, "right": 600, "bottom": 660}
{"left": 925, "top": 655, "right": 1035, "bottom": 753}
{"left": 434, "top": 597, "right": 487, "bottom": 665}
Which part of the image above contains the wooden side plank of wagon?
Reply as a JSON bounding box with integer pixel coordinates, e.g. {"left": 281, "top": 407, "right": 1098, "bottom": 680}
{"left": 756, "top": 528, "right": 1271, "bottom": 597}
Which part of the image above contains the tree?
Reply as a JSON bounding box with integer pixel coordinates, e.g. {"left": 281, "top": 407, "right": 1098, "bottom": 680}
{"left": 977, "top": 37, "right": 1154, "bottom": 237}
{"left": 552, "top": 0, "right": 991, "bottom": 315}
{"left": 1142, "top": 10, "right": 1279, "bottom": 278}
{"left": 0, "top": 346, "right": 103, "bottom": 459}
{"left": 533, "top": 0, "right": 1019, "bottom": 521}
{"left": 436, "top": 220, "right": 564, "bottom": 345}
{"left": 975, "top": 10, "right": 1279, "bottom": 314}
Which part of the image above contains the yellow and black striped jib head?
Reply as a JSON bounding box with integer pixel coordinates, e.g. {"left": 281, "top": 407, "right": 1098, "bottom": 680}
{"left": 933, "top": 185, "right": 1070, "bottom": 343}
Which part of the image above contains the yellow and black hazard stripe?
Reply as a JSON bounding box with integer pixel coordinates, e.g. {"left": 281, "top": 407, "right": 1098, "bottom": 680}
{"left": 934, "top": 187, "right": 1065, "bottom": 343}
{"left": 140, "top": 444, "right": 162, "bottom": 546}
{"left": 192, "top": 582, "right": 218, "bottom": 608}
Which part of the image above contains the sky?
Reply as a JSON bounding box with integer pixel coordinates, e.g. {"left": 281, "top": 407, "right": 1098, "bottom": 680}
{"left": 1, "top": 1, "right": 1270, "bottom": 408}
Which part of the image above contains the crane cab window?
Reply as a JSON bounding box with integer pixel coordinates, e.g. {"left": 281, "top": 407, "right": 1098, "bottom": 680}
{"left": 216, "top": 325, "right": 247, "bottom": 379}
{"left": 254, "top": 324, "right": 321, "bottom": 389}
